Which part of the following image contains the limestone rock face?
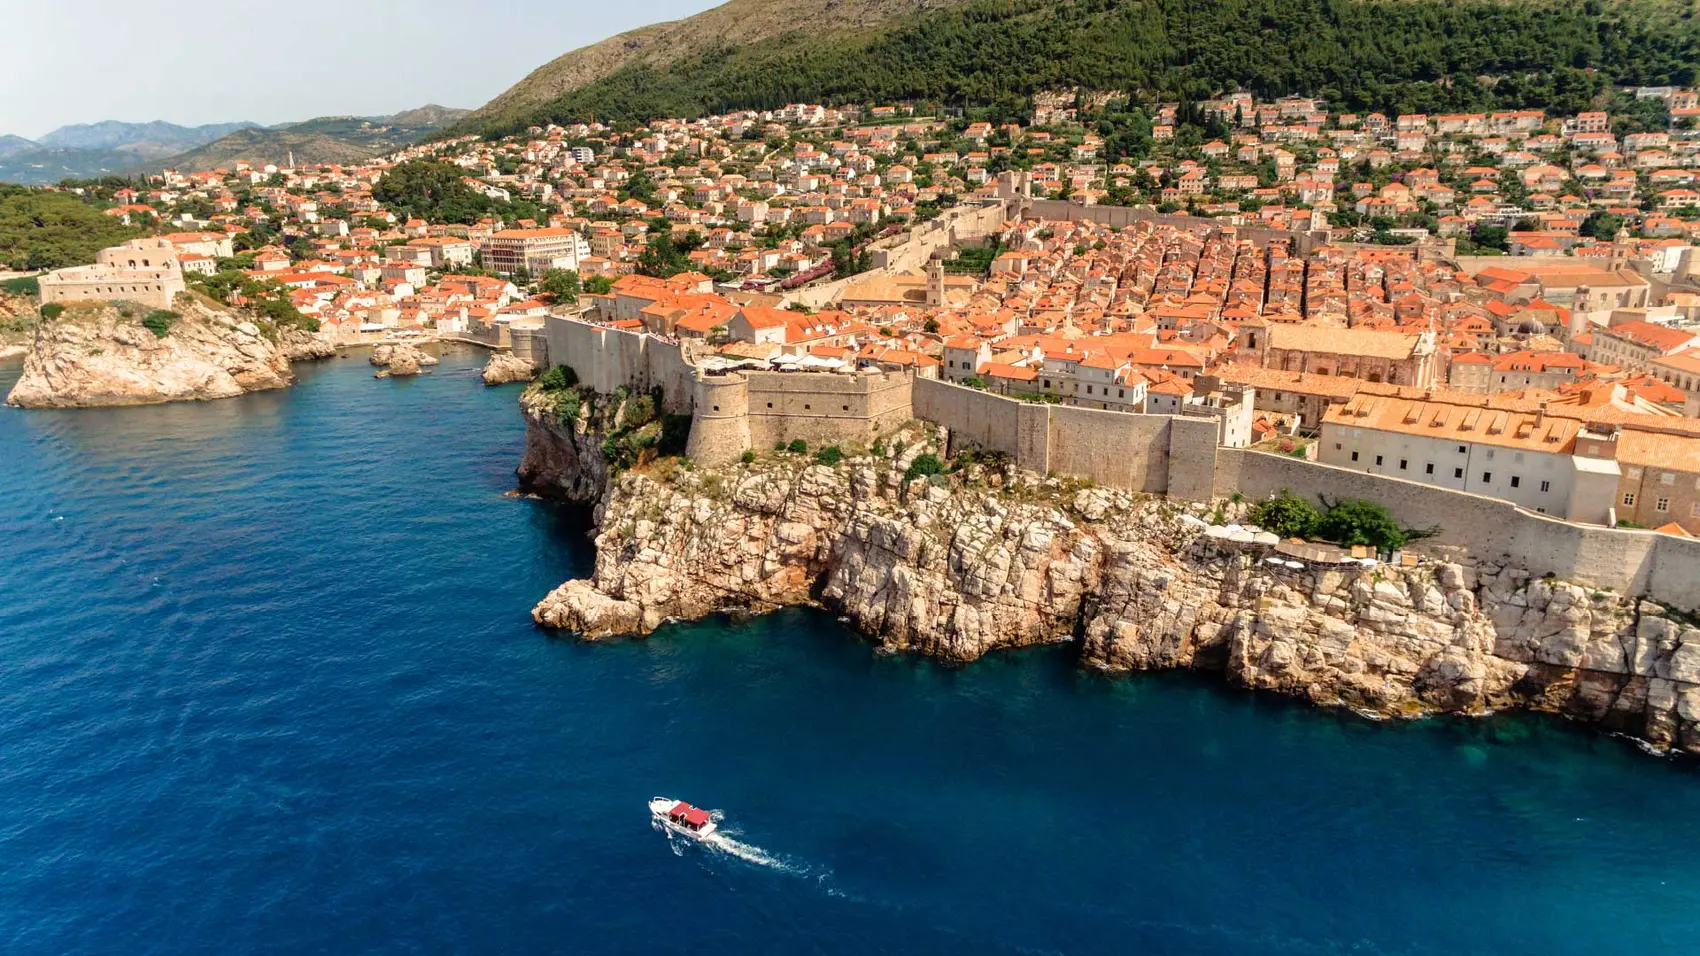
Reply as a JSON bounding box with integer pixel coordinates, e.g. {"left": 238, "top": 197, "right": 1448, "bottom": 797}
{"left": 370, "top": 343, "right": 438, "bottom": 378}
{"left": 278, "top": 325, "right": 338, "bottom": 361}
{"left": 481, "top": 350, "right": 536, "bottom": 386}
{"left": 516, "top": 384, "right": 607, "bottom": 504}
{"left": 524, "top": 419, "right": 1700, "bottom": 754}
{"left": 6, "top": 300, "right": 299, "bottom": 408}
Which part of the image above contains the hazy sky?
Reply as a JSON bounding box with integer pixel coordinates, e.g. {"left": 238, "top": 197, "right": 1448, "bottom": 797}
{"left": 1, "top": 0, "right": 720, "bottom": 139}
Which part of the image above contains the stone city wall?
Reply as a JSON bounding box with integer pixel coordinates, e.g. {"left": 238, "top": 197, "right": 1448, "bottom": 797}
{"left": 1022, "top": 199, "right": 1306, "bottom": 250}
{"left": 541, "top": 315, "right": 694, "bottom": 412}
{"left": 1214, "top": 449, "right": 1700, "bottom": 606}
{"left": 745, "top": 369, "right": 913, "bottom": 450}
{"left": 868, "top": 201, "right": 1009, "bottom": 273}
{"left": 912, "top": 378, "right": 1218, "bottom": 499}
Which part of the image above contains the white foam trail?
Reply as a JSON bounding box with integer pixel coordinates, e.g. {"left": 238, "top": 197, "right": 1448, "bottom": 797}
{"left": 701, "top": 830, "right": 795, "bottom": 871}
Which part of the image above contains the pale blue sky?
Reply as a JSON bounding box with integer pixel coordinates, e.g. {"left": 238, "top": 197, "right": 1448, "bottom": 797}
{"left": 1, "top": 0, "right": 720, "bottom": 139}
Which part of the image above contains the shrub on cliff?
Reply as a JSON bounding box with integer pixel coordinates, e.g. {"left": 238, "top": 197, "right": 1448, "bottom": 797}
{"left": 39, "top": 303, "right": 63, "bottom": 321}
{"left": 905, "top": 453, "right": 945, "bottom": 482}
{"left": 623, "top": 394, "right": 656, "bottom": 430}
{"left": 141, "top": 309, "right": 178, "bottom": 339}
{"left": 537, "top": 364, "right": 578, "bottom": 392}
{"left": 1248, "top": 489, "right": 1321, "bottom": 539}
{"left": 814, "top": 445, "right": 843, "bottom": 466}
{"left": 1316, "top": 498, "right": 1407, "bottom": 552}
{"left": 787, "top": 438, "right": 808, "bottom": 454}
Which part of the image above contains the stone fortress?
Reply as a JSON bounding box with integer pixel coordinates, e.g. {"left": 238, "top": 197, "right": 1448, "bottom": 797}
{"left": 38, "top": 237, "right": 187, "bottom": 310}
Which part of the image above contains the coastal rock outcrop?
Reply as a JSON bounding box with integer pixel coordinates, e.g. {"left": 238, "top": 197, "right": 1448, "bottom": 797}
{"left": 370, "top": 342, "right": 438, "bottom": 378}
{"left": 524, "top": 415, "right": 1700, "bottom": 755}
{"left": 6, "top": 299, "right": 308, "bottom": 408}
{"left": 482, "top": 350, "right": 536, "bottom": 385}
{"left": 516, "top": 382, "right": 608, "bottom": 503}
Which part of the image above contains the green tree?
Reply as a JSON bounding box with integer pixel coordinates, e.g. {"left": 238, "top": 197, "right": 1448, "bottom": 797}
{"left": 1316, "top": 498, "right": 1407, "bottom": 552}
{"left": 539, "top": 269, "right": 582, "bottom": 300}
{"left": 1248, "top": 489, "right": 1322, "bottom": 539}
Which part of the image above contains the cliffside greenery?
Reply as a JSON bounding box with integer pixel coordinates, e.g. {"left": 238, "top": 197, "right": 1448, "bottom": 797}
{"left": 474, "top": 0, "right": 1700, "bottom": 137}
{"left": 0, "top": 185, "right": 139, "bottom": 271}
{"left": 187, "top": 268, "right": 320, "bottom": 334}
{"left": 141, "top": 309, "right": 178, "bottom": 338}
{"left": 1251, "top": 489, "right": 1443, "bottom": 553}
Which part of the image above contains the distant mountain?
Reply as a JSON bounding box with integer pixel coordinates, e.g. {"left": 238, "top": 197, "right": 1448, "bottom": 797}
{"left": 37, "top": 120, "right": 260, "bottom": 153}
{"left": 0, "top": 106, "right": 468, "bottom": 184}
{"left": 0, "top": 135, "right": 37, "bottom": 160}
{"left": 156, "top": 106, "right": 471, "bottom": 173}
{"left": 0, "top": 146, "right": 143, "bottom": 185}
{"left": 0, "top": 119, "right": 262, "bottom": 185}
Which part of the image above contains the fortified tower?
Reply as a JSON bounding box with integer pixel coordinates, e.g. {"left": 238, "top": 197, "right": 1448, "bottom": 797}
{"left": 685, "top": 371, "right": 752, "bottom": 466}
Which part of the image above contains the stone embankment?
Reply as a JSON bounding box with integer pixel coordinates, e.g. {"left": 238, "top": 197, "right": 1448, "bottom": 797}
{"left": 6, "top": 299, "right": 334, "bottom": 408}
{"left": 481, "top": 351, "right": 536, "bottom": 386}
{"left": 521, "top": 409, "right": 1700, "bottom": 755}
{"left": 370, "top": 342, "right": 438, "bottom": 378}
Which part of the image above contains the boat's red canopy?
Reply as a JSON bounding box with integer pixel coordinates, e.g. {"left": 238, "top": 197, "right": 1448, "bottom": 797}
{"left": 669, "top": 802, "right": 711, "bottom": 827}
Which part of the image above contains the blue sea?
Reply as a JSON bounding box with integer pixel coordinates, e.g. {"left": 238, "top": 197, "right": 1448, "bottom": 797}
{"left": 3, "top": 348, "right": 1699, "bottom": 955}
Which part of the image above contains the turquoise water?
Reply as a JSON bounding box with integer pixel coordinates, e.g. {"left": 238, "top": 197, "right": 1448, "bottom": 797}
{"left": 2, "top": 349, "right": 1698, "bottom": 955}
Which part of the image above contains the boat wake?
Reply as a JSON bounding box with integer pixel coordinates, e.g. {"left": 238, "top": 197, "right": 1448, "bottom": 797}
{"left": 653, "top": 810, "right": 808, "bottom": 877}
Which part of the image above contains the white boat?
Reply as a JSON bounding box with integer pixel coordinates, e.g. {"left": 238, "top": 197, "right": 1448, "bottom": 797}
{"left": 650, "top": 797, "right": 718, "bottom": 839}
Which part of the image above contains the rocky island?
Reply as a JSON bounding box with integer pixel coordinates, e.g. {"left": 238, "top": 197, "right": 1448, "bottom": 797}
{"left": 5, "top": 297, "right": 331, "bottom": 408}
{"left": 521, "top": 381, "right": 1700, "bottom": 757}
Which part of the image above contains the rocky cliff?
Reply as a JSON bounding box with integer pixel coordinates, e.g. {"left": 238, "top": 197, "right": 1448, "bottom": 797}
{"left": 5, "top": 299, "right": 333, "bottom": 408}
{"left": 482, "top": 350, "right": 536, "bottom": 386}
{"left": 370, "top": 342, "right": 438, "bottom": 378}
{"left": 523, "top": 416, "right": 1700, "bottom": 755}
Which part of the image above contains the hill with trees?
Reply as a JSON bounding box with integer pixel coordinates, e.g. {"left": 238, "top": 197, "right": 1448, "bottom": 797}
{"left": 0, "top": 185, "right": 138, "bottom": 271}
{"left": 460, "top": 0, "right": 1700, "bottom": 136}
{"left": 456, "top": 0, "right": 964, "bottom": 134}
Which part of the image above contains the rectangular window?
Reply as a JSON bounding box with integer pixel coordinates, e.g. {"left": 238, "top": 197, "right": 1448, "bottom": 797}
{"left": 1661, "top": 473, "right": 1675, "bottom": 485}
{"left": 1454, "top": 468, "right": 1464, "bottom": 479}
{"left": 1657, "top": 498, "right": 1670, "bottom": 513}
{"left": 1482, "top": 472, "right": 1492, "bottom": 483}
{"left": 1375, "top": 455, "right": 1384, "bottom": 466}
{"left": 1510, "top": 476, "right": 1521, "bottom": 488}
{"left": 1351, "top": 451, "right": 1360, "bottom": 462}
{"left": 1458, "top": 445, "right": 1467, "bottom": 454}
{"left": 1335, "top": 443, "right": 1343, "bottom": 451}
{"left": 1540, "top": 480, "right": 1551, "bottom": 493}
{"left": 1425, "top": 463, "right": 1434, "bottom": 475}
{"left": 1623, "top": 493, "right": 1636, "bottom": 506}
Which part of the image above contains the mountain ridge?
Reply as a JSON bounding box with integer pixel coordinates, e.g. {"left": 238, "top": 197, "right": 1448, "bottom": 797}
{"left": 456, "top": 0, "right": 966, "bottom": 134}
{"left": 456, "top": 0, "right": 1700, "bottom": 137}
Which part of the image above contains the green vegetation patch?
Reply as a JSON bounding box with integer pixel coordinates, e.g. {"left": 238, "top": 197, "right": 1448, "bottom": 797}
{"left": 0, "top": 185, "right": 140, "bottom": 271}
{"left": 482, "top": 0, "right": 1700, "bottom": 135}
{"left": 141, "top": 309, "right": 179, "bottom": 338}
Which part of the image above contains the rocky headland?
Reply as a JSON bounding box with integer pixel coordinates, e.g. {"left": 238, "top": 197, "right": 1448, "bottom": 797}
{"left": 370, "top": 342, "right": 439, "bottom": 378}
{"left": 5, "top": 298, "right": 334, "bottom": 408}
{"left": 521, "top": 385, "right": 1700, "bottom": 755}
{"left": 481, "top": 350, "right": 536, "bottom": 386}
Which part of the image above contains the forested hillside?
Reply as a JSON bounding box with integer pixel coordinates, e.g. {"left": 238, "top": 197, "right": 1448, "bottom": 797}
{"left": 470, "top": 0, "right": 1700, "bottom": 135}
{"left": 0, "top": 186, "right": 137, "bottom": 271}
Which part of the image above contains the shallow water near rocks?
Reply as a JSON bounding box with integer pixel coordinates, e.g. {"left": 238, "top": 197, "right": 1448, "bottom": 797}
{"left": 2, "top": 350, "right": 1698, "bottom": 955}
